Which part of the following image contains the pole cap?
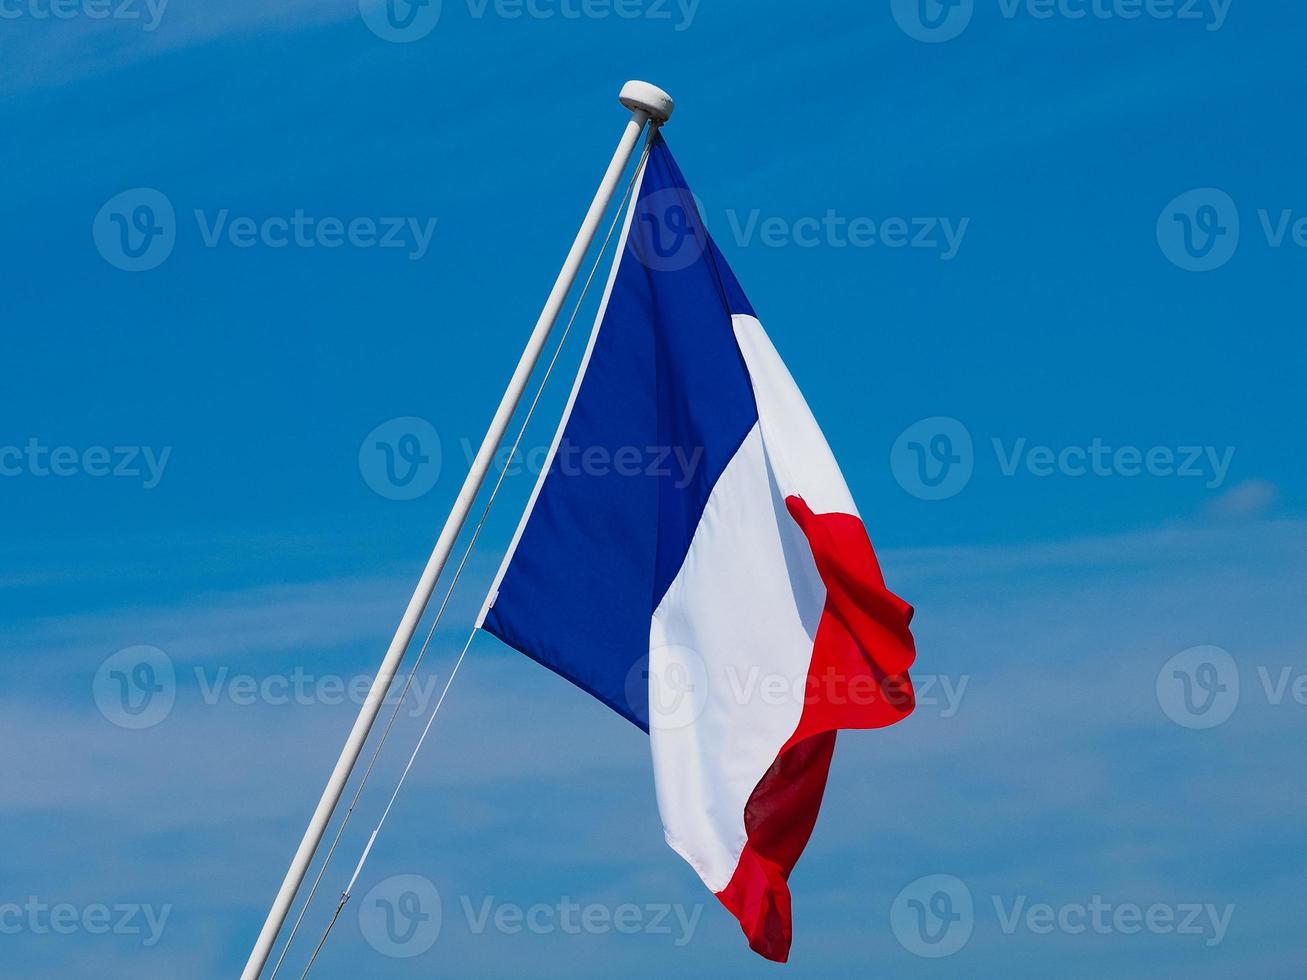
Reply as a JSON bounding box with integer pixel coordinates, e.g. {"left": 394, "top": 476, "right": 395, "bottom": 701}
{"left": 620, "top": 80, "right": 675, "bottom": 124}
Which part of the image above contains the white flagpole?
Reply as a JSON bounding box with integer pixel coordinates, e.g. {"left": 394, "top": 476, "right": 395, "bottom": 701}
{"left": 241, "top": 80, "right": 674, "bottom": 980}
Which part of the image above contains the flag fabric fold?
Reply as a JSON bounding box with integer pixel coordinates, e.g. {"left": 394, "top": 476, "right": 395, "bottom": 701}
{"left": 479, "top": 133, "right": 916, "bottom": 962}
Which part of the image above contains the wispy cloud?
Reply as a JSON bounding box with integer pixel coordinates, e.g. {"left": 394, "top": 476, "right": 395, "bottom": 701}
{"left": 3, "top": 515, "right": 1304, "bottom": 976}
{"left": 1, "top": 0, "right": 357, "bottom": 97}
{"left": 1203, "top": 479, "right": 1280, "bottom": 521}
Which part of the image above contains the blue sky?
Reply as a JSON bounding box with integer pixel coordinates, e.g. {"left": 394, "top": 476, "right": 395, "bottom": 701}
{"left": 2, "top": 1, "right": 1305, "bottom": 977}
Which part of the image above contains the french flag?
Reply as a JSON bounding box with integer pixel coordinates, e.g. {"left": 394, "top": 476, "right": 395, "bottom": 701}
{"left": 479, "top": 134, "right": 917, "bottom": 961}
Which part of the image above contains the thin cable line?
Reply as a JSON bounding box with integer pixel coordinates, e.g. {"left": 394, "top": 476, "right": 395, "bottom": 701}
{"left": 268, "top": 502, "right": 470, "bottom": 979}
{"left": 267, "top": 521, "right": 471, "bottom": 977}
{"left": 286, "top": 133, "right": 656, "bottom": 980}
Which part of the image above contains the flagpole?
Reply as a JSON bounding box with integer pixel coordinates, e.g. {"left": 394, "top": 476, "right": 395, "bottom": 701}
{"left": 241, "top": 80, "right": 674, "bottom": 980}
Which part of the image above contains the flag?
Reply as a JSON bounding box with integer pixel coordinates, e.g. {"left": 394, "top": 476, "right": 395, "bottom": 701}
{"left": 479, "top": 133, "right": 916, "bottom": 962}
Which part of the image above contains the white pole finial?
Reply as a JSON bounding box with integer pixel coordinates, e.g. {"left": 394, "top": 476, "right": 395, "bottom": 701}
{"left": 620, "top": 80, "right": 674, "bottom": 124}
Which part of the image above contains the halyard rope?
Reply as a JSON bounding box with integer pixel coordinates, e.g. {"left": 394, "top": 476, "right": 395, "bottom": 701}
{"left": 273, "top": 133, "right": 656, "bottom": 980}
